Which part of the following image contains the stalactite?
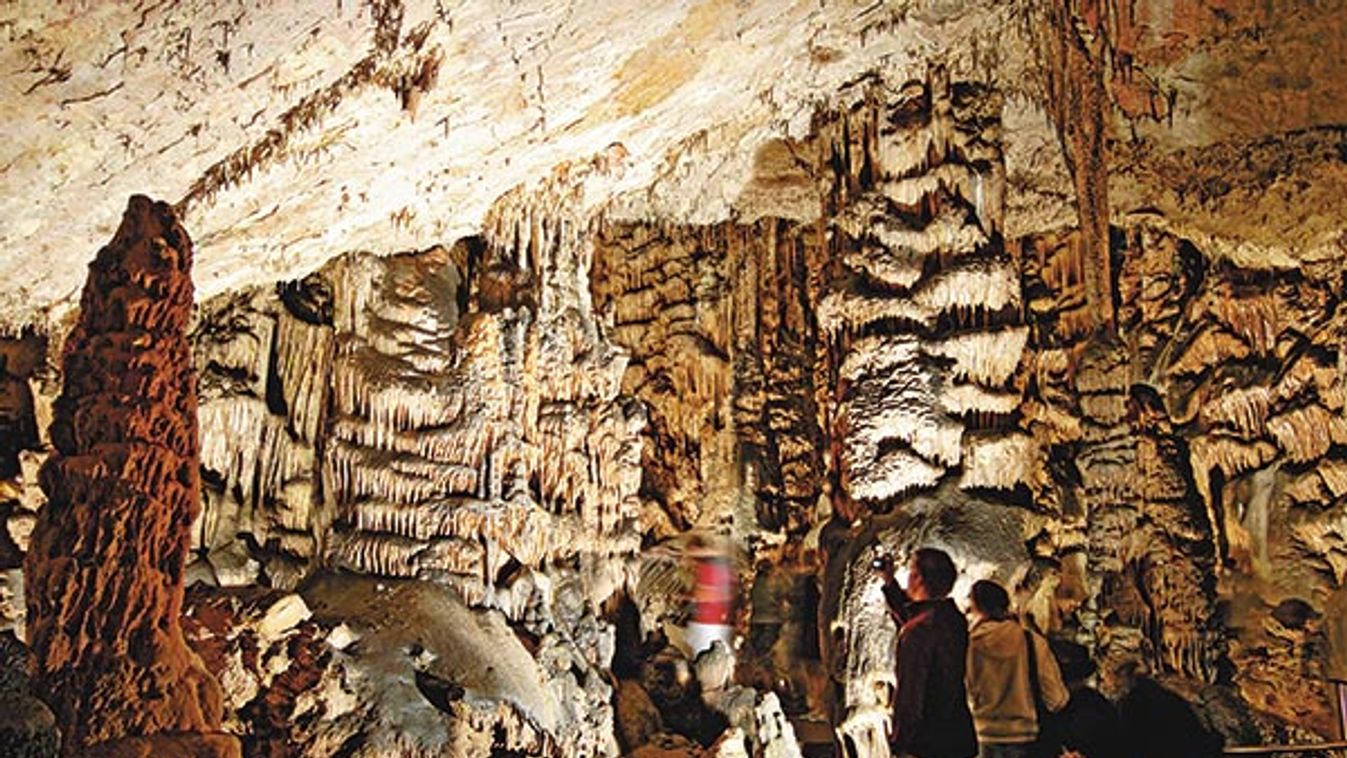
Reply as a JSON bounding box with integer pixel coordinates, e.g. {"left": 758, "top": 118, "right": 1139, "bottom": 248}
{"left": 938, "top": 384, "right": 1022, "bottom": 417}
{"left": 1166, "top": 327, "right": 1251, "bottom": 377}
{"left": 1037, "top": 0, "right": 1113, "bottom": 331}
{"left": 275, "top": 311, "right": 334, "bottom": 444}
{"left": 914, "top": 259, "right": 1021, "bottom": 316}
{"left": 1190, "top": 436, "right": 1278, "bottom": 483}
{"left": 922, "top": 327, "right": 1029, "bottom": 387}
{"left": 1267, "top": 405, "right": 1338, "bottom": 464}
{"left": 198, "top": 397, "right": 269, "bottom": 499}
{"left": 1198, "top": 385, "right": 1272, "bottom": 438}
{"left": 959, "top": 433, "right": 1042, "bottom": 493}
{"left": 331, "top": 531, "right": 425, "bottom": 577}
{"left": 1213, "top": 291, "right": 1280, "bottom": 356}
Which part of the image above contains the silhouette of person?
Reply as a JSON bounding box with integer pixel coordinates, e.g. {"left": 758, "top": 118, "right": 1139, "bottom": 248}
{"left": 1115, "top": 659, "right": 1222, "bottom": 758}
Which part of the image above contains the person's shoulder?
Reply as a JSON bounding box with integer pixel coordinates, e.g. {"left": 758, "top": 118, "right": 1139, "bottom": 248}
{"left": 908, "top": 600, "right": 963, "bottom": 631}
{"left": 900, "top": 602, "right": 938, "bottom": 629}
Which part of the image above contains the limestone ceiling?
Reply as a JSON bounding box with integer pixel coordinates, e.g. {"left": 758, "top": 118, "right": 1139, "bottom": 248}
{"left": 1, "top": 0, "right": 1345, "bottom": 332}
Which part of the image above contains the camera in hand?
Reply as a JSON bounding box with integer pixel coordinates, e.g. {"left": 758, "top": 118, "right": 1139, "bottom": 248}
{"left": 871, "top": 554, "right": 892, "bottom": 571}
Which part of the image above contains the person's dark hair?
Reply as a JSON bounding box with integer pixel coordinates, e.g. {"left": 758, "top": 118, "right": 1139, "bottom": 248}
{"left": 912, "top": 548, "right": 957, "bottom": 598}
{"left": 969, "top": 579, "right": 1012, "bottom": 619}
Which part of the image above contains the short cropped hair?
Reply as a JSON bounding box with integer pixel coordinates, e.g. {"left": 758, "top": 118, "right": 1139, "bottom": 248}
{"left": 912, "top": 548, "right": 957, "bottom": 598}
{"left": 970, "top": 579, "right": 1012, "bottom": 619}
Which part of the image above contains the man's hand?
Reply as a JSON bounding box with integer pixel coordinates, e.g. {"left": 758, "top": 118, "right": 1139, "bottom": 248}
{"left": 872, "top": 554, "right": 895, "bottom": 584}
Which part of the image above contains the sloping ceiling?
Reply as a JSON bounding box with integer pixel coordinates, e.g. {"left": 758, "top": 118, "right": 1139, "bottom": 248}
{"left": 1, "top": 0, "right": 1345, "bottom": 331}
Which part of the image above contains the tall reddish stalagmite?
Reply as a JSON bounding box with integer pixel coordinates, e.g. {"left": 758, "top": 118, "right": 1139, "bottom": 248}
{"left": 24, "top": 196, "right": 235, "bottom": 756}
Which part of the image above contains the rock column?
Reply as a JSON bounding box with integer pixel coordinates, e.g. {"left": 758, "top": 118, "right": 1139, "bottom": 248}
{"left": 24, "top": 196, "right": 235, "bottom": 756}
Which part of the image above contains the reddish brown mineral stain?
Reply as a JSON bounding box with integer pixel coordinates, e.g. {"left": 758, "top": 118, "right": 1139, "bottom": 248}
{"left": 24, "top": 195, "right": 235, "bottom": 756}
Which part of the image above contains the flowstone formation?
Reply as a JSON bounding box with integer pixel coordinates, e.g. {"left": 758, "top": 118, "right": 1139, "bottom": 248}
{"left": 190, "top": 165, "right": 643, "bottom": 599}
{"left": 23, "top": 196, "right": 236, "bottom": 756}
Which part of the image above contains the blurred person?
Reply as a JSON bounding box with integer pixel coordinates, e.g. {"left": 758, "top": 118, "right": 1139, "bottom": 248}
{"left": 877, "top": 548, "right": 978, "bottom": 758}
{"left": 686, "top": 535, "right": 735, "bottom": 659}
{"left": 964, "top": 579, "right": 1069, "bottom": 758}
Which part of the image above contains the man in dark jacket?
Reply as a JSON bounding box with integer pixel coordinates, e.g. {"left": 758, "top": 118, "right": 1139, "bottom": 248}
{"left": 878, "top": 548, "right": 978, "bottom": 758}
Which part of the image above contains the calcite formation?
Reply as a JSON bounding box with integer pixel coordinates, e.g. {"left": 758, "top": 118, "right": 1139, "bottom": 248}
{"left": 23, "top": 197, "right": 235, "bottom": 755}
{"left": 4, "top": 2, "right": 1347, "bottom": 756}
{"left": 591, "top": 220, "right": 828, "bottom": 535}
{"left": 189, "top": 166, "right": 643, "bottom": 603}
{"left": 817, "top": 70, "right": 1023, "bottom": 515}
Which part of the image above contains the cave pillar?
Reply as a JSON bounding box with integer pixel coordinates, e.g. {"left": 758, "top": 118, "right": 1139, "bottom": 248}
{"left": 24, "top": 196, "right": 237, "bottom": 757}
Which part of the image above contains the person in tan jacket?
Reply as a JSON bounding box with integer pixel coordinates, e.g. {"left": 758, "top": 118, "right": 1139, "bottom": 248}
{"left": 965, "top": 580, "right": 1069, "bottom": 758}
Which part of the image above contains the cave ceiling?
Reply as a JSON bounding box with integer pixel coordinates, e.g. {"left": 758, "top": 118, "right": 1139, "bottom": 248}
{"left": 2, "top": 0, "right": 1346, "bottom": 332}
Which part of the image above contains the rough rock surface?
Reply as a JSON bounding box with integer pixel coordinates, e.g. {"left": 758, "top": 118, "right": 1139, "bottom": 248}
{"left": 182, "top": 575, "right": 621, "bottom": 758}
{"left": 22, "top": 197, "right": 235, "bottom": 755}
{"left": 0, "top": 631, "right": 59, "bottom": 758}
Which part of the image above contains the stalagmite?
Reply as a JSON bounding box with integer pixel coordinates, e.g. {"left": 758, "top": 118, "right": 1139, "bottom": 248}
{"left": 24, "top": 196, "right": 237, "bottom": 756}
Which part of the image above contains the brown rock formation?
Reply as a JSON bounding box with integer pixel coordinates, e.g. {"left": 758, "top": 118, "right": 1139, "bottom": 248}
{"left": 24, "top": 196, "right": 234, "bottom": 755}
{"left": 591, "top": 220, "right": 827, "bottom": 536}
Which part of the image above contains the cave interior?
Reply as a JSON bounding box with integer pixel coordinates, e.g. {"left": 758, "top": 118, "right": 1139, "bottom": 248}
{"left": 3, "top": 1, "right": 1347, "bottom": 756}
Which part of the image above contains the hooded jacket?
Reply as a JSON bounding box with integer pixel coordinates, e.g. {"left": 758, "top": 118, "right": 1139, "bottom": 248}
{"left": 966, "top": 617, "right": 1070, "bottom": 744}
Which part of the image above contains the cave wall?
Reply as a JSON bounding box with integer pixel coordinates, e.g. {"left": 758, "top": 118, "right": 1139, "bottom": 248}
{"left": 168, "top": 171, "right": 642, "bottom": 756}
{"left": 586, "top": 67, "right": 1347, "bottom": 746}
{"left": 0, "top": 111, "right": 1341, "bottom": 758}
{"left": 166, "top": 69, "right": 1347, "bottom": 747}
{"left": 185, "top": 169, "right": 644, "bottom": 605}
